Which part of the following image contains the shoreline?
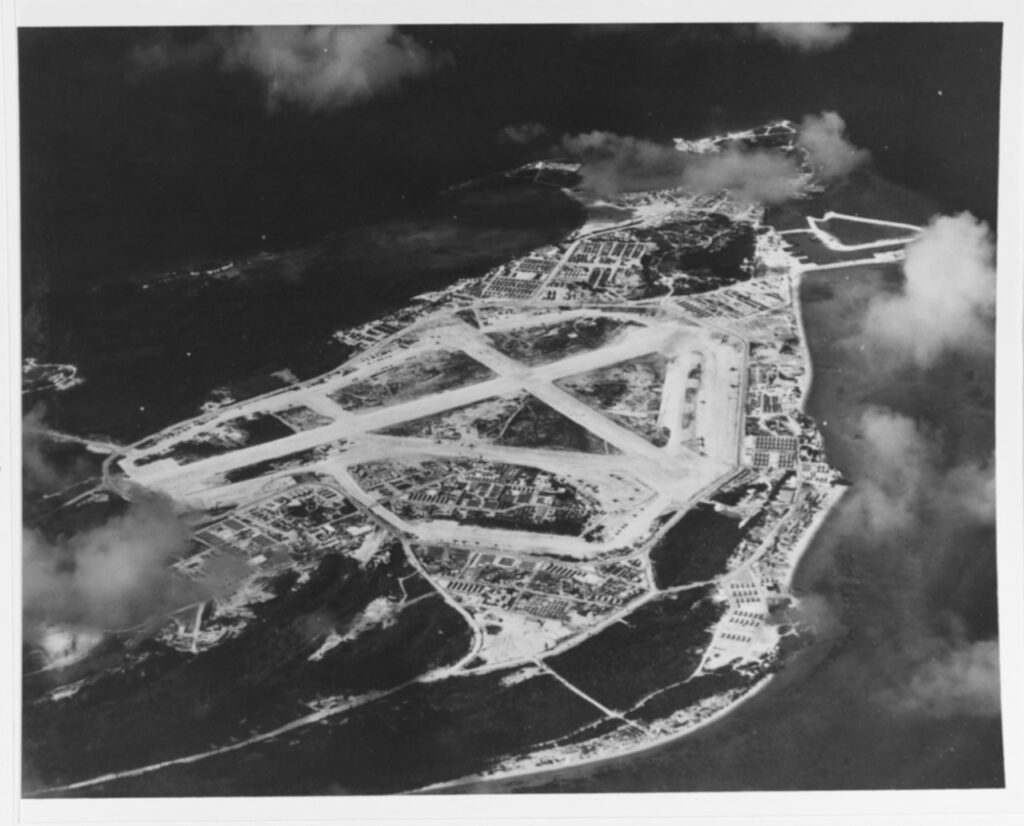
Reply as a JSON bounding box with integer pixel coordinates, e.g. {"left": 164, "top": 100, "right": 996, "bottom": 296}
{"left": 780, "top": 484, "right": 847, "bottom": 593}
{"left": 35, "top": 172, "right": 585, "bottom": 304}
{"left": 38, "top": 190, "right": 896, "bottom": 797}
{"left": 792, "top": 269, "right": 815, "bottom": 405}
{"left": 420, "top": 262, "right": 856, "bottom": 795}
{"left": 425, "top": 478, "right": 841, "bottom": 796}
{"left": 419, "top": 673, "right": 777, "bottom": 795}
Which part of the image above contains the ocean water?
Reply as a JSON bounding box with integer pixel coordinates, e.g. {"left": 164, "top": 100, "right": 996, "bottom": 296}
{"left": 20, "top": 24, "right": 1002, "bottom": 441}
{"left": 24, "top": 179, "right": 582, "bottom": 442}
{"left": 20, "top": 23, "right": 1001, "bottom": 301}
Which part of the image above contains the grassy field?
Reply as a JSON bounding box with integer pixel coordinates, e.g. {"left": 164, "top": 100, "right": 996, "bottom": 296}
{"left": 134, "top": 412, "right": 296, "bottom": 468}
{"left": 377, "top": 391, "right": 619, "bottom": 454}
{"left": 328, "top": 350, "right": 495, "bottom": 411}
{"left": 555, "top": 352, "right": 669, "bottom": 446}
{"left": 547, "top": 587, "right": 722, "bottom": 711}
{"left": 650, "top": 504, "right": 746, "bottom": 589}
{"left": 487, "top": 316, "right": 638, "bottom": 366}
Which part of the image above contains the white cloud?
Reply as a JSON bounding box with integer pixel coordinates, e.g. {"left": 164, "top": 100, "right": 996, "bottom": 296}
{"left": 827, "top": 406, "right": 998, "bottom": 722}
{"left": 862, "top": 213, "right": 996, "bottom": 368}
{"left": 797, "top": 111, "right": 871, "bottom": 179}
{"left": 756, "top": 23, "right": 854, "bottom": 52}
{"left": 847, "top": 406, "right": 995, "bottom": 536}
{"left": 498, "top": 122, "right": 549, "bottom": 145}
{"left": 559, "top": 131, "right": 689, "bottom": 197}
{"left": 23, "top": 406, "right": 65, "bottom": 495}
{"left": 681, "top": 148, "right": 805, "bottom": 204}
{"left": 132, "top": 26, "right": 449, "bottom": 112}
{"left": 883, "top": 639, "right": 1001, "bottom": 719}
{"left": 24, "top": 495, "right": 207, "bottom": 632}
{"left": 559, "top": 130, "right": 805, "bottom": 203}
{"left": 559, "top": 109, "right": 870, "bottom": 201}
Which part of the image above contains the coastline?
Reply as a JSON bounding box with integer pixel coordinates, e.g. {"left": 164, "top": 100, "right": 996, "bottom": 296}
{"left": 29, "top": 175, "right": 586, "bottom": 445}
{"left": 29, "top": 164, "right": 926, "bottom": 797}
{"left": 113, "top": 223, "right": 857, "bottom": 796}
{"left": 487, "top": 254, "right": 1002, "bottom": 794}
{"left": 17, "top": 19, "right": 1006, "bottom": 799}
{"left": 419, "top": 674, "right": 777, "bottom": 795}
{"left": 425, "top": 475, "right": 844, "bottom": 796}
{"left": 422, "top": 264, "right": 853, "bottom": 795}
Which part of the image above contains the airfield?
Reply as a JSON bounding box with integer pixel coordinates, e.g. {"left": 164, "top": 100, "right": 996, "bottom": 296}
{"left": 115, "top": 304, "right": 745, "bottom": 559}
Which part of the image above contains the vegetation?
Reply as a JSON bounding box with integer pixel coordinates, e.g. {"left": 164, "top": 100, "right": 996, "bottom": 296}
{"left": 644, "top": 214, "right": 756, "bottom": 286}
{"left": 23, "top": 552, "right": 471, "bottom": 789}
{"left": 486, "top": 316, "right": 638, "bottom": 366}
{"left": 377, "top": 392, "right": 619, "bottom": 454}
{"left": 222, "top": 443, "right": 343, "bottom": 484}
{"left": 548, "top": 588, "right": 722, "bottom": 710}
{"left": 555, "top": 352, "right": 668, "bottom": 446}
{"left": 650, "top": 504, "right": 746, "bottom": 589}
{"left": 630, "top": 667, "right": 757, "bottom": 724}
{"left": 134, "top": 412, "right": 296, "bottom": 467}
{"left": 54, "top": 669, "right": 604, "bottom": 797}
{"left": 328, "top": 350, "right": 495, "bottom": 411}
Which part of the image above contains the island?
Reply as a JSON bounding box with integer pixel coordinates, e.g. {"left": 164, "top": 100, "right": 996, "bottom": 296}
{"left": 26, "top": 121, "right": 925, "bottom": 795}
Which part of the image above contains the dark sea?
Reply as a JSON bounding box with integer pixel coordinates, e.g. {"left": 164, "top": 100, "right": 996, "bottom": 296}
{"left": 20, "top": 23, "right": 1001, "bottom": 292}
{"left": 20, "top": 24, "right": 1003, "bottom": 440}
{"left": 22, "top": 177, "right": 583, "bottom": 441}
{"left": 18, "top": 23, "right": 1003, "bottom": 792}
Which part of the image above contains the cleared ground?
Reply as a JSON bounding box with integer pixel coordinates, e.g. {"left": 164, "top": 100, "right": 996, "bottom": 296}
{"left": 376, "top": 391, "right": 619, "bottom": 455}
{"left": 486, "top": 316, "right": 639, "bottom": 366}
{"left": 555, "top": 353, "right": 670, "bottom": 447}
{"left": 117, "top": 304, "right": 742, "bottom": 560}
{"left": 327, "top": 349, "right": 496, "bottom": 411}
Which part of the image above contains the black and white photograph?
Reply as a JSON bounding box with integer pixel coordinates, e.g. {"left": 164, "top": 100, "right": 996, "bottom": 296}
{"left": 7, "top": 3, "right": 1023, "bottom": 822}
